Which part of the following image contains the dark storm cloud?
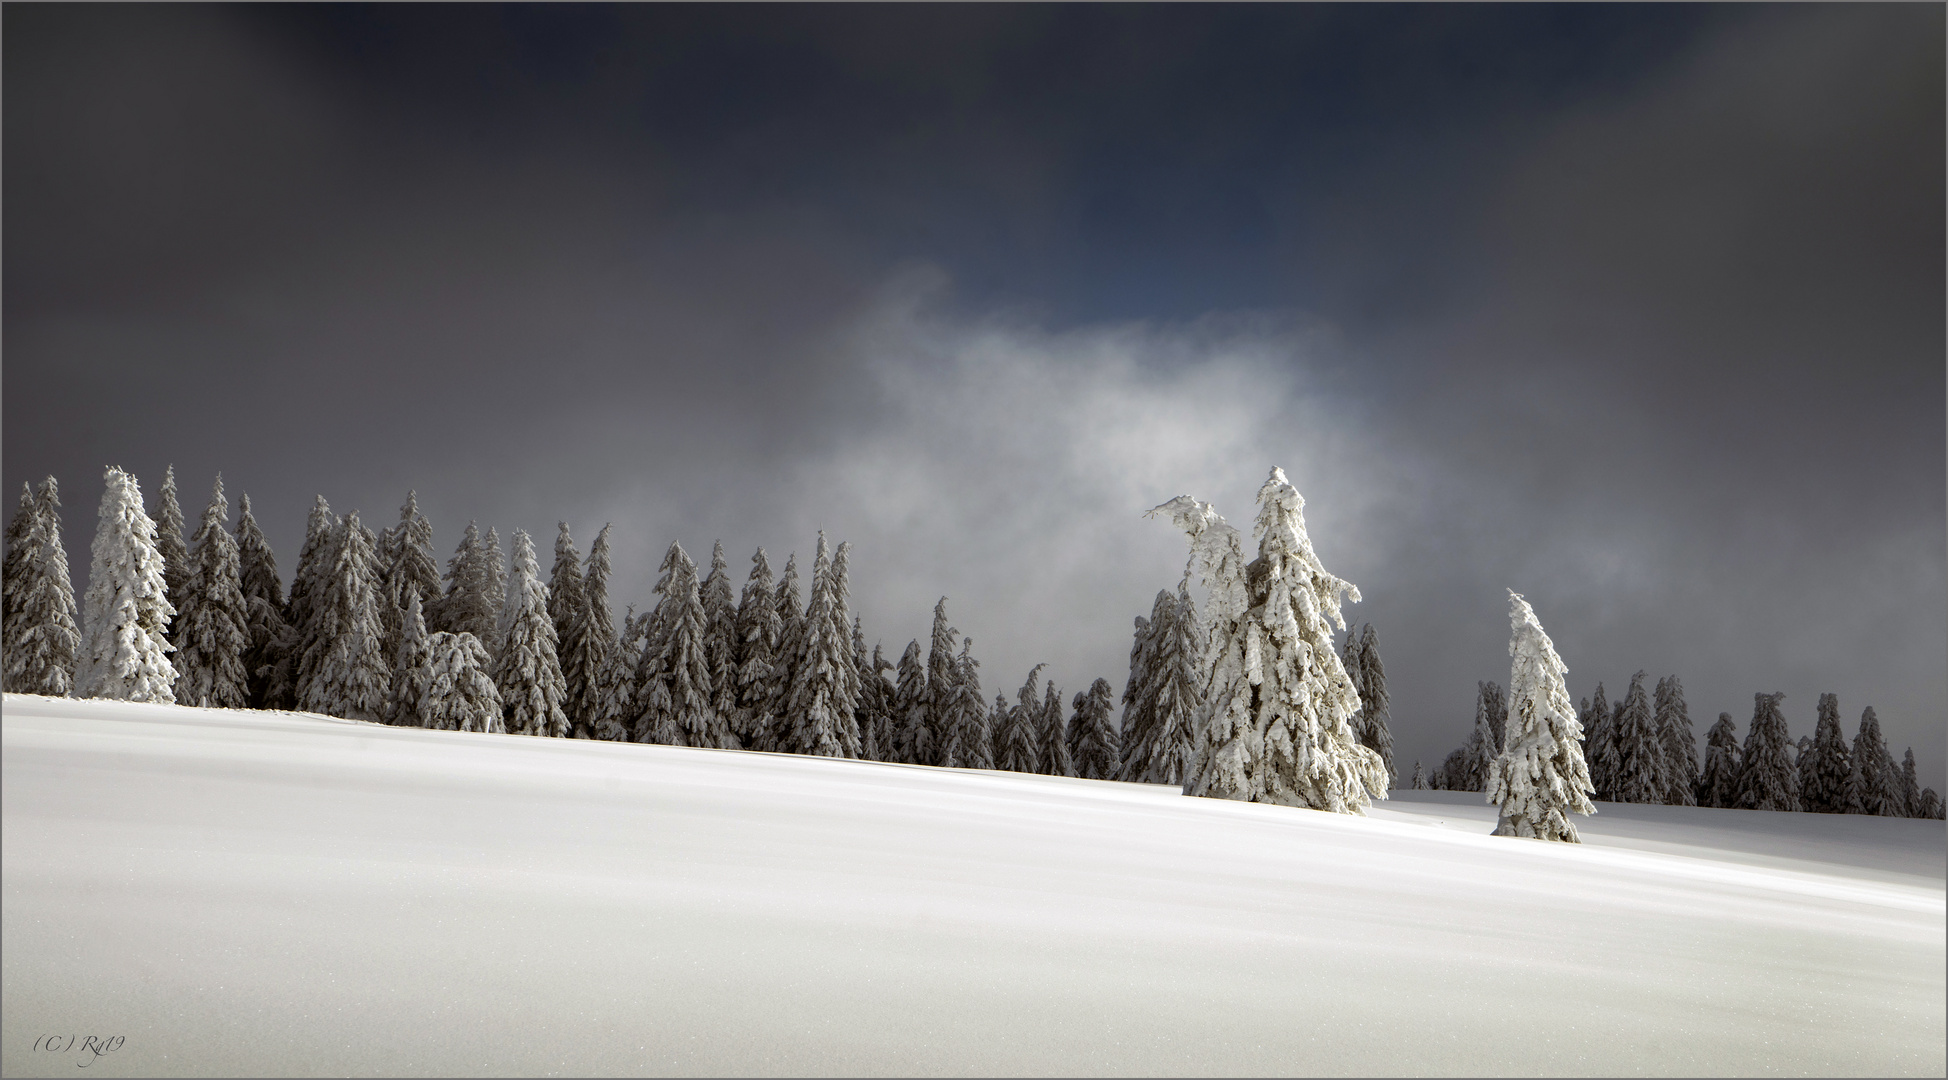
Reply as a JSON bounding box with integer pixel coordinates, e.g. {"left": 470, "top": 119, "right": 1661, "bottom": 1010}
{"left": 5, "top": 5, "right": 1940, "bottom": 785}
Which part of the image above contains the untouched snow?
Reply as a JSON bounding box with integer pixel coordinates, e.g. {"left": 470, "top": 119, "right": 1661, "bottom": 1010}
{"left": 3, "top": 694, "right": 1942, "bottom": 1077}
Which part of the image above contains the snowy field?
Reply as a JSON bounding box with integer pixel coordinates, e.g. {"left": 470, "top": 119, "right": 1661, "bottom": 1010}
{"left": 3, "top": 694, "right": 1942, "bottom": 1077}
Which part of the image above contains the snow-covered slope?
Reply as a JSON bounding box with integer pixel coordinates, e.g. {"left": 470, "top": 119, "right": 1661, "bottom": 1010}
{"left": 4, "top": 694, "right": 1942, "bottom": 1077}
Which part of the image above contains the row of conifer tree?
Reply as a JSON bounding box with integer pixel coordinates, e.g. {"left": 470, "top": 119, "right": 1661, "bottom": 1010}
{"left": 9, "top": 466, "right": 1391, "bottom": 786}
{"left": 1417, "top": 671, "right": 1941, "bottom": 819}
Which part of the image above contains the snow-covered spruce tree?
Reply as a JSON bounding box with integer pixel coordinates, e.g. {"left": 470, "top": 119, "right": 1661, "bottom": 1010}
{"left": 173, "top": 477, "right": 250, "bottom": 708}
{"left": 2, "top": 484, "right": 34, "bottom": 679}
{"left": 233, "top": 494, "right": 291, "bottom": 708}
{"left": 591, "top": 606, "right": 642, "bottom": 741}
{"left": 492, "top": 530, "right": 569, "bottom": 738}
{"left": 892, "top": 639, "right": 928, "bottom": 765}
{"left": 1734, "top": 692, "right": 1798, "bottom": 812}
{"left": 77, "top": 467, "right": 178, "bottom": 702}
{"left": 1582, "top": 682, "right": 1614, "bottom": 801}
{"left": 990, "top": 693, "right": 1012, "bottom": 764}
{"left": 1115, "top": 599, "right": 1160, "bottom": 781}
{"left": 952, "top": 639, "right": 994, "bottom": 770}
{"left": 1153, "top": 468, "right": 1386, "bottom": 812}
{"left": 1654, "top": 675, "right": 1698, "bottom": 806}
{"left": 298, "top": 511, "right": 389, "bottom": 721}
{"left": 1847, "top": 707, "right": 1900, "bottom": 816}
{"left": 387, "top": 589, "right": 431, "bottom": 725}
{"left": 731, "top": 548, "right": 780, "bottom": 748}
{"left": 1486, "top": 591, "right": 1596, "bottom": 842}
{"left": 700, "top": 541, "right": 741, "bottom": 742}
{"left": 1352, "top": 623, "right": 1395, "bottom": 787}
{"left": 1411, "top": 761, "right": 1428, "bottom": 789}
{"left": 1482, "top": 679, "right": 1508, "bottom": 754}
{"left": 1038, "top": 678, "right": 1073, "bottom": 777}
{"left": 285, "top": 495, "right": 337, "bottom": 646}
{"left": 379, "top": 492, "right": 439, "bottom": 662}
{"left": 563, "top": 525, "right": 616, "bottom": 738}
{"left": 547, "top": 523, "right": 585, "bottom": 661}
{"left": 153, "top": 465, "right": 190, "bottom": 645}
{"left": 922, "top": 597, "right": 958, "bottom": 767}
{"left": 756, "top": 553, "right": 804, "bottom": 753}
{"left": 4, "top": 477, "right": 82, "bottom": 696}
{"left": 781, "top": 536, "right": 862, "bottom": 758}
{"left": 636, "top": 542, "right": 731, "bottom": 748}
{"left": 1897, "top": 748, "right": 1920, "bottom": 818}
{"left": 1453, "top": 684, "right": 1498, "bottom": 792}
{"left": 482, "top": 527, "right": 508, "bottom": 658}
{"left": 430, "top": 522, "right": 486, "bottom": 639}
{"left": 416, "top": 631, "right": 504, "bottom": 733}
{"left": 1917, "top": 787, "right": 1945, "bottom": 820}
{"left": 996, "top": 665, "right": 1046, "bottom": 774}
{"left": 1610, "top": 672, "right": 1661, "bottom": 804}
{"left": 1800, "top": 693, "right": 1852, "bottom": 813}
{"left": 1069, "top": 678, "right": 1119, "bottom": 781}
{"left": 1696, "top": 713, "right": 1741, "bottom": 808}
{"left": 1143, "top": 582, "right": 1201, "bottom": 785}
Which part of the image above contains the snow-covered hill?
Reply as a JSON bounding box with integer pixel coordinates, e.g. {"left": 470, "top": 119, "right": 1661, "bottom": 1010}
{"left": 3, "top": 694, "right": 1941, "bottom": 1077}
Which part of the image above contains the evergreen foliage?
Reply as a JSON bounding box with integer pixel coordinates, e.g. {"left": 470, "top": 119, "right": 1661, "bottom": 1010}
{"left": 1846, "top": 707, "right": 1900, "bottom": 816}
{"left": 387, "top": 589, "right": 431, "bottom": 725}
{"left": 3, "top": 478, "right": 81, "bottom": 696}
{"left": 1897, "top": 747, "right": 1920, "bottom": 818}
{"left": 1653, "top": 675, "right": 1697, "bottom": 806}
{"left": 757, "top": 553, "right": 804, "bottom": 753}
{"left": 492, "top": 530, "right": 569, "bottom": 737}
{"left": 731, "top": 548, "right": 781, "bottom": 748}
{"left": 1734, "top": 692, "right": 1798, "bottom": 812}
{"left": 2, "top": 484, "right": 35, "bottom": 678}
{"left": 1917, "top": 787, "right": 1945, "bottom": 820}
{"left": 1068, "top": 678, "right": 1118, "bottom": 781}
{"left": 1481, "top": 679, "right": 1507, "bottom": 754}
{"left": 153, "top": 465, "right": 190, "bottom": 644}
{"left": 1486, "top": 591, "right": 1596, "bottom": 841}
{"left": 482, "top": 527, "right": 507, "bottom": 657}
{"left": 591, "top": 606, "right": 642, "bottom": 741}
{"left": 1116, "top": 600, "right": 1159, "bottom": 780}
{"left": 892, "top": 639, "right": 928, "bottom": 765}
{"left": 547, "top": 523, "right": 586, "bottom": 660}
{"left": 173, "top": 477, "right": 251, "bottom": 708}
{"left": 635, "top": 542, "right": 730, "bottom": 748}
{"left": 1038, "top": 678, "right": 1073, "bottom": 777}
{"left": 562, "top": 524, "right": 615, "bottom": 738}
{"left": 923, "top": 597, "right": 957, "bottom": 766}
{"left": 416, "top": 631, "right": 503, "bottom": 732}
{"left": 995, "top": 665, "right": 1046, "bottom": 774}
{"left": 1411, "top": 761, "right": 1427, "bottom": 789}
{"left": 853, "top": 623, "right": 895, "bottom": 762}
{"left": 77, "top": 467, "right": 177, "bottom": 703}
{"left": 951, "top": 639, "right": 993, "bottom": 770}
{"left": 1583, "top": 682, "right": 1614, "bottom": 801}
{"left": 233, "top": 494, "right": 291, "bottom": 709}
{"left": 781, "top": 536, "right": 861, "bottom": 757}
{"left": 1697, "top": 712, "right": 1741, "bottom": 808}
{"left": 1800, "top": 693, "right": 1852, "bottom": 813}
{"left": 379, "top": 492, "right": 439, "bottom": 662}
{"left": 1349, "top": 623, "right": 1395, "bottom": 786}
{"left": 297, "top": 511, "right": 389, "bottom": 721}
{"left": 1610, "top": 672, "right": 1661, "bottom": 804}
{"left": 700, "top": 541, "right": 741, "bottom": 741}
{"left": 430, "top": 522, "right": 494, "bottom": 642}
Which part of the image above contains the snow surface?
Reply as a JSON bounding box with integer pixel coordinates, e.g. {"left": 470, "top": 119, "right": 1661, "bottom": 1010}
{"left": 4, "top": 694, "right": 1942, "bottom": 1077}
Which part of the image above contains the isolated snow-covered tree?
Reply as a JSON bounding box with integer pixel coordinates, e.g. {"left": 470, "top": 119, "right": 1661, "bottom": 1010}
{"left": 1799, "top": 693, "right": 1852, "bottom": 813}
{"left": 591, "top": 606, "right": 643, "bottom": 742}
{"left": 1582, "top": 682, "right": 1615, "bottom": 801}
{"left": 951, "top": 639, "right": 994, "bottom": 770}
{"left": 77, "top": 467, "right": 178, "bottom": 702}
{"left": 416, "top": 631, "right": 504, "bottom": 733}
{"left": 1653, "top": 675, "right": 1697, "bottom": 806}
{"left": 1846, "top": 707, "right": 1899, "bottom": 817}
{"left": 173, "top": 477, "right": 251, "bottom": 708}
{"left": 1485, "top": 591, "right": 1596, "bottom": 842}
{"left": 1411, "top": 761, "right": 1428, "bottom": 789}
{"left": 892, "top": 639, "right": 928, "bottom": 765}
{"left": 562, "top": 524, "right": 615, "bottom": 738}
{"left": 153, "top": 465, "right": 190, "bottom": 644}
{"left": 298, "top": 512, "right": 390, "bottom": 721}
{"left": 700, "top": 541, "right": 741, "bottom": 740}
{"left": 781, "top": 536, "right": 862, "bottom": 758}
{"left": 1038, "top": 678, "right": 1073, "bottom": 777}
{"left": 731, "top": 548, "right": 781, "bottom": 748}
{"left": 996, "top": 665, "right": 1047, "bottom": 775}
{"left": 4, "top": 478, "right": 81, "bottom": 696}
{"left": 1610, "top": 672, "right": 1661, "bottom": 804}
{"left": 757, "top": 553, "right": 804, "bottom": 753}
{"left": 1153, "top": 468, "right": 1386, "bottom": 812}
{"left": 387, "top": 589, "right": 431, "bottom": 725}
{"left": 1069, "top": 678, "right": 1119, "bottom": 781}
{"left": 922, "top": 597, "right": 958, "bottom": 767}
{"left": 492, "top": 530, "right": 569, "bottom": 738}
{"left": 1734, "top": 692, "right": 1799, "bottom": 812}
{"left": 231, "top": 494, "right": 291, "bottom": 708}
{"left": 1696, "top": 713, "right": 1741, "bottom": 808}
{"left": 636, "top": 542, "right": 731, "bottom": 748}
{"left": 1121, "top": 583, "right": 1200, "bottom": 785}
{"left": 1349, "top": 624, "right": 1396, "bottom": 787}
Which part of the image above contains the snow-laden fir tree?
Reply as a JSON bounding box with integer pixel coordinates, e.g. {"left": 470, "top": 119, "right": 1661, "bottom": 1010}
{"left": 1069, "top": 678, "right": 1119, "bottom": 781}
{"left": 562, "top": 524, "right": 615, "bottom": 738}
{"left": 1153, "top": 468, "right": 1386, "bottom": 812}
{"left": 1799, "top": 693, "right": 1852, "bottom": 813}
{"left": 1846, "top": 706, "right": 1900, "bottom": 816}
{"left": 1485, "top": 591, "right": 1596, "bottom": 841}
{"left": 3, "top": 478, "right": 81, "bottom": 696}
{"left": 1116, "top": 602, "right": 1158, "bottom": 778}
{"left": 77, "top": 467, "right": 178, "bottom": 702}
{"left": 298, "top": 512, "right": 389, "bottom": 721}
{"left": 233, "top": 494, "right": 291, "bottom": 709}
{"left": 1917, "top": 787, "right": 1945, "bottom": 821}
{"left": 492, "top": 530, "right": 569, "bottom": 737}
{"left": 1582, "top": 682, "right": 1614, "bottom": 801}
{"left": 1451, "top": 684, "right": 1500, "bottom": 792}
{"left": 1896, "top": 748, "right": 1919, "bottom": 818}
{"left": 952, "top": 639, "right": 994, "bottom": 770}
{"left": 990, "top": 693, "right": 1012, "bottom": 764}
{"left": 379, "top": 492, "right": 439, "bottom": 661}
{"left": 416, "top": 631, "right": 503, "bottom": 732}
{"left": 731, "top": 548, "right": 781, "bottom": 748}
{"left": 1038, "top": 678, "right": 1073, "bottom": 777}
{"left": 387, "top": 589, "right": 431, "bottom": 725}
{"left": 1734, "top": 692, "right": 1798, "bottom": 811}
{"left": 430, "top": 522, "right": 493, "bottom": 642}
{"left": 698, "top": 541, "right": 741, "bottom": 742}
{"left": 2, "top": 484, "right": 35, "bottom": 678}
{"left": 636, "top": 542, "right": 732, "bottom": 748}
{"left": 1120, "top": 583, "right": 1200, "bottom": 785}
{"left": 285, "top": 495, "right": 337, "bottom": 649}
{"left": 922, "top": 597, "right": 958, "bottom": 767}
{"left": 1481, "top": 679, "right": 1507, "bottom": 755}
{"left": 1411, "top": 761, "right": 1428, "bottom": 789}
{"left": 892, "top": 639, "right": 928, "bottom": 765}
{"left": 756, "top": 553, "right": 804, "bottom": 753}
{"left": 852, "top": 622, "right": 891, "bottom": 762}
{"left": 781, "top": 535, "right": 862, "bottom": 758}
{"left": 153, "top": 465, "right": 190, "bottom": 645}
{"left": 1654, "top": 675, "right": 1697, "bottom": 806}
{"left": 482, "top": 527, "right": 509, "bottom": 657}
{"left": 173, "top": 477, "right": 250, "bottom": 708}
{"left": 996, "top": 665, "right": 1046, "bottom": 774}
{"left": 547, "top": 523, "right": 585, "bottom": 661}
{"left": 1610, "top": 672, "right": 1661, "bottom": 804}
{"left": 591, "top": 606, "right": 642, "bottom": 741}
{"left": 1348, "top": 624, "right": 1395, "bottom": 787}
{"left": 1696, "top": 712, "right": 1740, "bottom": 808}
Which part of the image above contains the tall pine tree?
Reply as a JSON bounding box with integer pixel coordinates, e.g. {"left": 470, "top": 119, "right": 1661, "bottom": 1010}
{"left": 636, "top": 542, "right": 731, "bottom": 748}
{"left": 756, "top": 553, "right": 804, "bottom": 753}
{"left": 493, "top": 530, "right": 569, "bottom": 737}
{"left": 1610, "top": 672, "right": 1661, "bottom": 804}
{"left": 379, "top": 492, "right": 439, "bottom": 662}
{"left": 77, "top": 467, "right": 177, "bottom": 702}
{"left": 174, "top": 477, "right": 250, "bottom": 708}
{"left": 892, "top": 639, "right": 928, "bottom": 765}
{"left": 563, "top": 524, "right": 616, "bottom": 738}
{"left": 922, "top": 597, "right": 958, "bottom": 767}
{"left": 781, "top": 535, "right": 861, "bottom": 757}
{"left": 1351, "top": 624, "right": 1395, "bottom": 787}
{"left": 996, "top": 665, "right": 1046, "bottom": 774}
{"left": 700, "top": 541, "right": 741, "bottom": 742}
{"left": 731, "top": 548, "right": 781, "bottom": 748}
{"left": 298, "top": 511, "right": 389, "bottom": 721}
{"left": 1116, "top": 600, "right": 1159, "bottom": 780}
{"left": 387, "top": 589, "right": 431, "bottom": 725}
{"left": 951, "top": 639, "right": 993, "bottom": 770}
{"left": 1654, "top": 675, "right": 1697, "bottom": 806}
{"left": 1734, "top": 692, "right": 1798, "bottom": 812}
{"left": 3, "top": 478, "right": 80, "bottom": 696}
{"left": 153, "top": 465, "right": 190, "bottom": 646}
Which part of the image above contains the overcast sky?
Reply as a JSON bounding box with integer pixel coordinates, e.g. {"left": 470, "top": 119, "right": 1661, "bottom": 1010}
{"left": 6, "top": 5, "right": 1942, "bottom": 786}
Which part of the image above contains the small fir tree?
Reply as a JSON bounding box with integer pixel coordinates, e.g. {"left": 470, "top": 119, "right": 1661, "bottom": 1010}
{"left": 4, "top": 478, "right": 81, "bottom": 696}
{"left": 1653, "top": 675, "right": 1697, "bottom": 806}
{"left": 1697, "top": 712, "right": 1741, "bottom": 808}
{"left": 591, "top": 606, "right": 642, "bottom": 741}
{"left": 1897, "top": 748, "right": 1920, "bottom": 818}
{"left": 2, "top": 484, "right": 35, "bottom": 680}
{"left": 1411, "top": 761, "right": 1428, "bottom": 789}
{"left": 995, "top": 665, "right": 1046, "bottom": 775}
{"left": 951, "top": 639, "right": 993, "bottom": 770}
{"left": 387, "top": 589, "right": 431, "bottom": 725}
{"left": 1583, "top": 682, "right": 1614, "bottom": 801}
{"left": 173, "top": 477, "right": 251, "bottom": 708}
{"left": 1917, "top": 787, "right": 1944, "bottom": 820}
{"left": 635, "top": 542, "right": 730, "bottom": 748}
{"left": 1846, "top": 707, "right": 1899, "bottom": 817}
{"left": 285, "top": 495, "right": 337, "bottom": 654}
{"left": 853, "top": 623, "right": 893, "bottom": 762}
{"left": 1734, "top": 692, "right": 1799, "bottom": 812}
{"left": 416, "top": 631, "right": 503, "bottom": 732}
{"left": 1454, "top": 684, "right": 1499, "bottom": 792}
{"left": 1800, "top": 693, "right": 1852, "bottom": 813}
{"left": 547, "top": 523, "right": 586, "bottom": 662}
{"left": 493, "top": 530, "right": 569, "bottom": 737}
{"left": 153, "top": 465, "right": 191, "bottom": 645}
{"left": 298, "top": 511, "right": 389, "bottom": 721}
{"left": 731, "top": 548, "right": 781, "bottom": 748}
{"left": 1610, "top": 672, "right": 1661, "bottom": 804}
{"left": 1486, "top": 591, "right": 1596, "bottom": 841}
{"left": 1068, "top": 678, "right": 1119, "bottom": 781}
{"left": 1120, "top": 583, "right": 1199, "bottom": 785}
{"left": 431, "top": 522, "right": 492, "bottom": 641}
{"left": 892, "top": 639, "right": 928, "bottom": 765}
{"left": 1481, "top": 679, "right": 1508, "bottom": 754}
{"left": 379, "top": 492, "right": 439, "bottom": 662}
{"left": 77, "top": 467, "right": 177, "bottom": 702}
{"left": 1038, "top": 678, "right": 1073, "bottom": 777}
